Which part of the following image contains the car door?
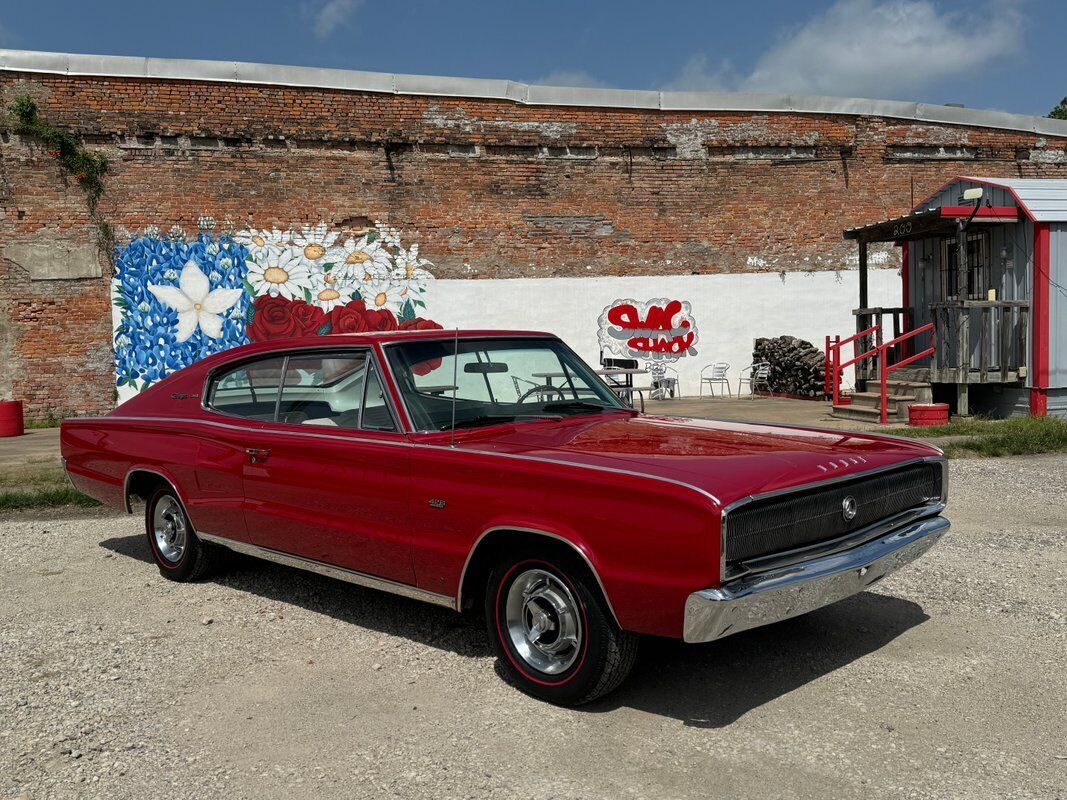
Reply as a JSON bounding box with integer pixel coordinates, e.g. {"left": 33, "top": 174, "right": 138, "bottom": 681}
{"left": 194, "top": 355, "right": 287, "bottom": 542}
{"left": 238, "top": 348, "right": 415, "bottom": 584}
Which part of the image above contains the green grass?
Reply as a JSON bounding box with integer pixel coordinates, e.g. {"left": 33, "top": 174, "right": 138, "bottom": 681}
{"left": 0, "top": 465, "right": 99, "bottom": 510}
{"left": 885, "top": 415, "right": 1067, "bottom": 458}
{"left": 0, "top": 485, "right": 100, "bottom": 510}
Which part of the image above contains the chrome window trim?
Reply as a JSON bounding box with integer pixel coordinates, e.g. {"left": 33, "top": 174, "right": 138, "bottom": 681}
{"left": 200, "top": 352, "right": 290, "bottom": 423}
{"left": 196, "top": 532, "right": 454, "bottom": 608}
{"left": 455, "top": 525, "right": 621, "bottom": 626}
{"left": 719, "top": 455, "right": 947, "bottom": 580}
{"left": 200, "top": 345, "right": 403, "bottom": 434}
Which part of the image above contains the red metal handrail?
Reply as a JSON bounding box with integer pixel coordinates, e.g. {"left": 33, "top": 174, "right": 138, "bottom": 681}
{"left": 827, "top": 325, "right": 881, "bottom": 406}
{"left": 878, "top": 322, "right": 935, "bottom": 424}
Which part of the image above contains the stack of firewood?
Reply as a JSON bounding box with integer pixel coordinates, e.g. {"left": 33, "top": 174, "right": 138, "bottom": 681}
{"left": 752, "top": 336, "right": 826, "bottom": 397}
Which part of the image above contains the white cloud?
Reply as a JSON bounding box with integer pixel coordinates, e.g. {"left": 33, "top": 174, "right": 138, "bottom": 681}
{"left": 661, "top": 55, "right": 739, "bottom": 93}
{"left": 667, "top": 0, "right": 1024, "bottom": 99}
{"left": 531, "top": 69, "right": 609, "bottom": 89}
{"left": 312, "top": 0, "right": 363, "bottom": 40}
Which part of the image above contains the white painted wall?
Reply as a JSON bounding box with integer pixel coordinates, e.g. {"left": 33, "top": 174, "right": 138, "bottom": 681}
{"left": 427, "top": 267, "right": 901, "bottom": 397}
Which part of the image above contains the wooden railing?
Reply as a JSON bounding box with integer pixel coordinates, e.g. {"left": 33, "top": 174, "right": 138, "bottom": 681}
{"left": 825, "top": 326, "right": 880, "bottom": 405}
{"left": 929, "top": 301, "right": 1028, "bottom": 383}
{"left": 853, "top": 307, "right": 908, "bottom": 382}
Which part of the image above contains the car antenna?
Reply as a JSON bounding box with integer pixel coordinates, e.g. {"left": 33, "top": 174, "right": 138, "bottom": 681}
{"left": 449, "top": 328, "right": 459, "bottom": 448}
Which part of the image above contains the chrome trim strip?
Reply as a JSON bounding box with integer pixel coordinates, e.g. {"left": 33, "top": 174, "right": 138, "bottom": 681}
{"left": 199, "top": 344, "right": 404, "bottom": 434}
{"left": 455, "top": 526, "right": 621, "bottom": 627}
{"left": 196, "top": 532, "right": 455, "bottom": 609}
{"left": 95, "top": 415, "right": 724, "bottom": 507}
{"left": 685, "top": 514, "right": 950, "bottom": 643}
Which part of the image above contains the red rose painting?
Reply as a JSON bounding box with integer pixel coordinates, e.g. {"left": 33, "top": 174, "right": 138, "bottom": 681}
{"left": 246, "top": 295, "right": 324, "bottom": 341}
{"left": 247, "top": 295, "right": 439, "bottom": 347}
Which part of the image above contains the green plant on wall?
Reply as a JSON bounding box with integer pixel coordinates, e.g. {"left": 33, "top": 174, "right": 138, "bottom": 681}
{"left": 7, "top": 95, "right": 108, "bottom": 208}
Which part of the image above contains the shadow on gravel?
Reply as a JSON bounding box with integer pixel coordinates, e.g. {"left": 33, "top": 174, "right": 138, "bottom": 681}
{"left": 99, "top": 533, "right": 489, "bottom": 658}
{"left": 589, "top": 591, "right": 929, "bottom": 728}
{"left": 100, "top": 533, "right": 927, "bottom": 726}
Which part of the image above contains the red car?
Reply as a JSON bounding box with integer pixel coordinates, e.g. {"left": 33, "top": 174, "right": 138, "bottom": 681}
{"left": 62, "top": 330, "right": 948, "bottom": 704}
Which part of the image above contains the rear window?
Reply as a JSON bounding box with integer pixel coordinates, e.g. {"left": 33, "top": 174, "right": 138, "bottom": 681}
{"left": 207, "top": 357, "right": 286, "bottom": 420}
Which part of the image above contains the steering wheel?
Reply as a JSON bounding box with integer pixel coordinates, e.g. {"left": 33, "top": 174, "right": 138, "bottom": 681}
{"left": 517, "top": 384, "right": 567, "bottom": 403}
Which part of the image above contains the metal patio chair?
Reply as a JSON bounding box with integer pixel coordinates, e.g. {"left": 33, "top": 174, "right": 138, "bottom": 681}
{"left": 699, "top": 362, "right": 731, "bottom": 397}
{"left": 738, "top": 362, "right": 771, "bottom": 398}
{"left": 647, "top": 363, "right": 680, "bottom": 400}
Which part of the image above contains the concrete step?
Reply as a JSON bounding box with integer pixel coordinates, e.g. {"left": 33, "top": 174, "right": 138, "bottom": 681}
{"left": 850, "top": 391, "right": 917, "bottom": 409}
{"left": 884, "top": 379, "right": 933, "bottom": 403}
{"left": 831, "top": 403, "right": 904, "bottom": 422}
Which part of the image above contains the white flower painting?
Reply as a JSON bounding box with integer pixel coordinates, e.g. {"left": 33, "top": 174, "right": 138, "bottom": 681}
{"left": 147, "top": 261, "right": 243, "bottom": 342}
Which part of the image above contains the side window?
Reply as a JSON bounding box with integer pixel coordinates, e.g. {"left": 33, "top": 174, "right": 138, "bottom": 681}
{"left": 207, "top": 357, "right": 286, "bottom": 420}
{"left": 361, "top": 362, "right": 397, "bottom": 432}
{"left": 278, "top": 352, "right": 368, "bottom": 428}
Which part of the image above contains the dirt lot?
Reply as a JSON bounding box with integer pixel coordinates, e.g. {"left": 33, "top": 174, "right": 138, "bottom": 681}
{"left": 1, "top": 455, "right": 1065, "bottom": 800}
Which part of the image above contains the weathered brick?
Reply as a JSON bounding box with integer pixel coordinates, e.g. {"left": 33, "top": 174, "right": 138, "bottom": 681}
{"left": 1, "top": 70, "right": 1065, "bottom": 421}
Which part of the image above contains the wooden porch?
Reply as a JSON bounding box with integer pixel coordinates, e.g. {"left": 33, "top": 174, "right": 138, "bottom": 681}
{"left": 854, "top": 300, "right": 1029, "bottom": 386}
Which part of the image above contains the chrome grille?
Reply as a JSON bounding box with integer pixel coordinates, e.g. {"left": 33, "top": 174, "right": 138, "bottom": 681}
{"left": 724, "top": 462, "right": 943, "bottom": 564}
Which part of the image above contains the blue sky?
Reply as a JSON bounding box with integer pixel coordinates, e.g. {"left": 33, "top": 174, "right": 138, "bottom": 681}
{"left": 1, "top": 0, "right": 1063, "bottom": 117}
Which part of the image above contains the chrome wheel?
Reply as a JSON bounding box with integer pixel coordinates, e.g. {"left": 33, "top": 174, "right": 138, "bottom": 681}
{"left": 152, "top": 496, "right": 187, "bottom": 563}
{"left": 504, "top": 568, "right": 582, "bottom": 675}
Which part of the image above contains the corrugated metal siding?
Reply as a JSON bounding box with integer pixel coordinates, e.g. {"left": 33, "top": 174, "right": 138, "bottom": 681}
{"left": 1048, "top": 388, "right": 1067, "bottom": 419}
{"left": 907, "top": 219, "right": 1032, "bottom": 375}
{"left": 1048, "top": 224, "right": 1067, "bottom": 389}
{"left": 918, "top": 179, "right": 1019, "bottom": 212}
{"left": 961, "top": 177, "right": 1067, "bottom": 223}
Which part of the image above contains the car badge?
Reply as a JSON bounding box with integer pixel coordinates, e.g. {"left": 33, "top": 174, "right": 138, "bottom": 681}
{"left": 842, "top": 495, "right": 858, "bottom": 521}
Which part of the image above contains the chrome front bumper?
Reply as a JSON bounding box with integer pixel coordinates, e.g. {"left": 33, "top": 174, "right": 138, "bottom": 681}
{"left": 683, "top": 514, "right": 949, "bottom": 643}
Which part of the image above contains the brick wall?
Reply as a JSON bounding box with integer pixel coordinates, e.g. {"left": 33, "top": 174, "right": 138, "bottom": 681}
{"left": 2, "top": 69, "right": 1066, "bottom": 420}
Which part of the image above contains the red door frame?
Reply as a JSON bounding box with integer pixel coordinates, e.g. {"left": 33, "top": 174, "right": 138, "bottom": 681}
{"left": 1031, "top": 223, "right": 1051, "bottom": 416}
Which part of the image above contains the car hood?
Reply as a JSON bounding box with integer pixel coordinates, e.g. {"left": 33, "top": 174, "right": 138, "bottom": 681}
{"left": 455, "top": 413, "right": 939, "bottom": 507}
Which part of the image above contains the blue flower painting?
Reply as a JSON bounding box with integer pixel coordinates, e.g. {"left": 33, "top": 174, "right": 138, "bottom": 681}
{"left": 113, "top": 233, "right": 251, "bottom": 394}
{"left": 111, "top": 221, "right": 436, "bottom": 402}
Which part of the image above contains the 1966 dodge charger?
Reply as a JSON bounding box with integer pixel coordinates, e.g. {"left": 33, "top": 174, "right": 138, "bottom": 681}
{"left": 62, "top": 330, "right": 949, "bottom": 704}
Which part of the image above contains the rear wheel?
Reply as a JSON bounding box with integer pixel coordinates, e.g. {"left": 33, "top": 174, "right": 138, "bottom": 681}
{"left": 145, "top": 487, "right": 218, "bottom": 581}
{"left": 485, "top": 552, "right": 638, "bottom": 705}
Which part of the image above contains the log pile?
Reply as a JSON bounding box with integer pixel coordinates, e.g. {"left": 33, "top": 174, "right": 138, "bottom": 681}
{"left": 752, "top": 336, "right": 826, "bottom": 397}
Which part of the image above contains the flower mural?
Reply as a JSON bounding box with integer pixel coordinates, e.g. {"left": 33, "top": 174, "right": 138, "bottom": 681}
{"left": 113, "top": 222, "right": 437, "bottom": 400}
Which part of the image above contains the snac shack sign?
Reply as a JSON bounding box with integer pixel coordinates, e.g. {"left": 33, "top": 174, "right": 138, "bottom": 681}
{"left": 596, "top": 298, "right": 699, "bottom": 361}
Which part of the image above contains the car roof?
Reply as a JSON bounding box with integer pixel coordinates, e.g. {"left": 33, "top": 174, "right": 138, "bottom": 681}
{"left": 197, "top": 329, "right": 558, "bottom": 368}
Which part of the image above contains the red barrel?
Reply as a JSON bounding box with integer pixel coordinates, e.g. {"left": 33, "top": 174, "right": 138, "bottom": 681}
{"left": 0, "top": 400, "right": 25, "bottom": 437}
{"left": 908, "top": 403, "right": 949, "bottom": 427}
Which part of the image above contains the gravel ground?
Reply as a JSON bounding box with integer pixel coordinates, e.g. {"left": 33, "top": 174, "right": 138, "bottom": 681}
{"left": 2, "top": 455, "right": 1065, "bottom": 800}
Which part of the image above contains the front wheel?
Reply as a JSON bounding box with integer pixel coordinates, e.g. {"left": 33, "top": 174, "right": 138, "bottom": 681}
{"left": 145, "top": 486, "right": 219, "bottom": 581}
{"left": 485, "top": 553, "right": 638, "bottom": 705}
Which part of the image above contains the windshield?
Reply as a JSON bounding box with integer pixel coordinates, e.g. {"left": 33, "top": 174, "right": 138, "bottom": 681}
{"left": 385, "top": 337, "right": 627, "bottom": 431}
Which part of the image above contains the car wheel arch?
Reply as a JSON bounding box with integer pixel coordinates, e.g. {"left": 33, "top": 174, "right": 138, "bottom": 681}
{"left": 456, "top": 526, "right": 620, "bottom": 628}
{"left": 123, "top": 467, "right": 187, "bottom": 515}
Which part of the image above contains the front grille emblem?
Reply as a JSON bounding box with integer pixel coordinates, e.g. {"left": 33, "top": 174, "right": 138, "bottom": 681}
{"left": 842, "top": 495, "right": 858, "bottom": 521}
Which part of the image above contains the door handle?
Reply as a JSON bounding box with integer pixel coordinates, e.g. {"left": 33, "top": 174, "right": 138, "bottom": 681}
{"left": 245, "top": 448, "right": 271, "bottom": 464}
